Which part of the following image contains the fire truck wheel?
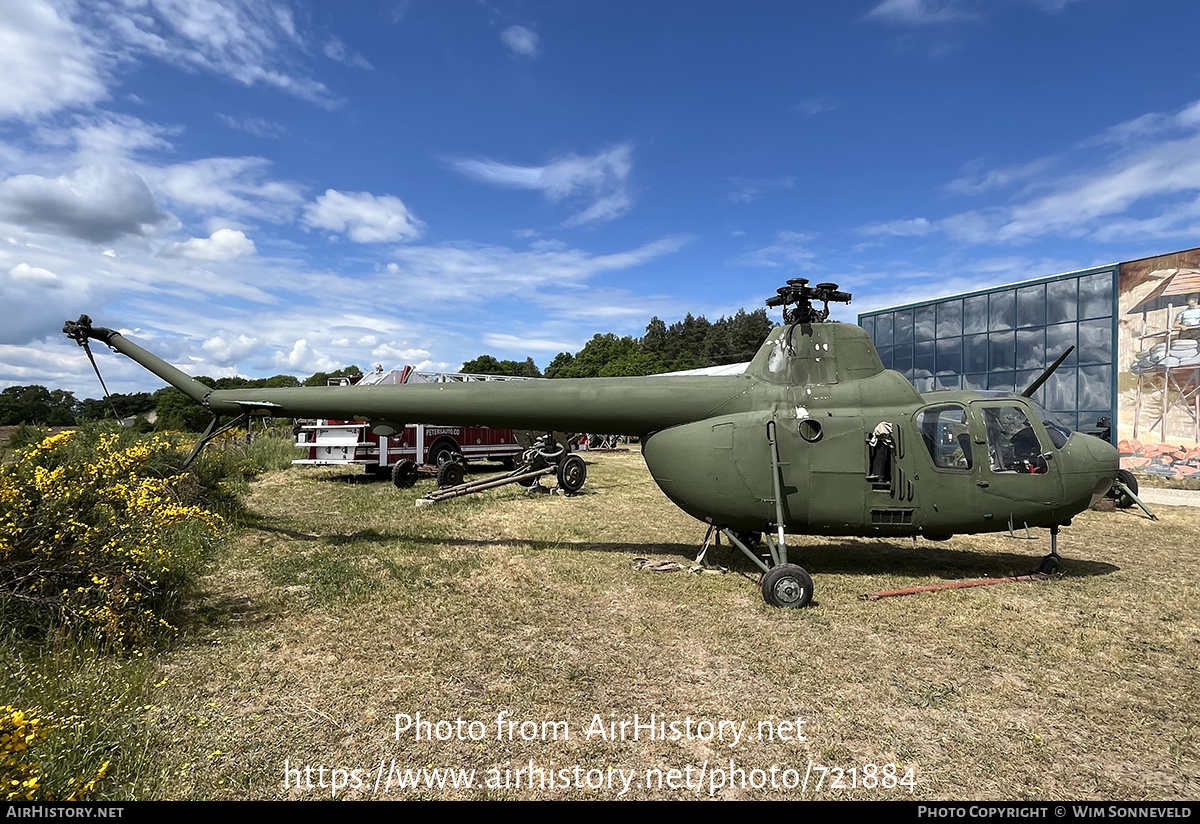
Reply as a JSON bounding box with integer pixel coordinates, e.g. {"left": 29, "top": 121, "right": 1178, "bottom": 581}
{"left": 429, "top": 442, "right": 455, "bottom": 467}
{"left": 437, "top": 460, "right": 465, "bottom": 488}
{"left": 557, "top": 454, "right": 587, "bottom": 493}
{"left": 391, "top": 459, "right": 418, "bottom": 489}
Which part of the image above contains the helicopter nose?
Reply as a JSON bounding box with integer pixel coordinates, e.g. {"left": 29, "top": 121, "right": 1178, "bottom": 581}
{"left": 1081, "top": 433, "right": 1120, "bottom": 508}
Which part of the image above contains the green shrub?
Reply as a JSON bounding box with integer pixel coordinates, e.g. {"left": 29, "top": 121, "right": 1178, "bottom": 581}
{"left": 0, "top": 429, "right": 225, "bottom": 649}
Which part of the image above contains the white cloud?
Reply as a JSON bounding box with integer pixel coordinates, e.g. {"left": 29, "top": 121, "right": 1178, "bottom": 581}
{"left": 144, "top": 156, "right": 305, "bottom": 222}
{"left": 943, "top": 158, "right": 1052, "bottom": 196}
{"left": 451, "top": 144, "right": 635, "bottom": 226}
{"left": 302, "top": 189, "right": 424, "bottom": 243}
{"left": 94, "top": 0, "right": 332, "bottom": 103}
{"left": 859, "top": 217, "right": 933, "bottom": 237}
{"left": 0, "top": 257, "right": 108, "bottom": 345}
{"left": 271, "top": 338, "right": 335, "bottom": 372}
{"left": 202, "top": 332, "right": 261, "bottom": 365}
{"left": 728, "top": 176, "right": 796, "bottom": 204}
{"left": 160, "top": 228, "right": 256, "bottom": 260}
{"left": 383, "top": 235, "right": 689, "bottom": 301}
{"left": 731, "top": 231, "right": 817, "bottom": 268}
{"left": 370, "top": 342, "right": 431, "bottom": 364}
{"left": 0, "top": 0, "right": 107, "bottom": 121}
{"left": 323, "top": 37, "right": 373, "bottom": 69}
{"left": 866, "top": 0, "right": 978, "bottom": 25}
{"left": 0, "top": 164, "right": 171, "bottom": 242}
{"left": 500, "top": 25, "right": 540, "bottom": 57}
{"left": 217, "top": 114, "right": 287, "bottom": 139}
{"left": 860, "top": 99, "right": 1200, "bottom": 246}
{"left": 482, "top": 332, "right": 580, "bottom": 354}
{"left": 8, "top": 263, "right": 61, "bottom": 287}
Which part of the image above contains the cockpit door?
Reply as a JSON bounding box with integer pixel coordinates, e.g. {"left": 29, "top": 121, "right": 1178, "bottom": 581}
{"left": 969, "top": 401, "right": 1064, "bottom": 508}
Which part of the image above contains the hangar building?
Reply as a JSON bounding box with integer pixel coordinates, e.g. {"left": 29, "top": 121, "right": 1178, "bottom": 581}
{"left": 858, "top": 247, "right": 1200, "bottom": 479}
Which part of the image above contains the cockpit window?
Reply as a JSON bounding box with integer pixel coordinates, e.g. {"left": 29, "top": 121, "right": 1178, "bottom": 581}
{"left": 916, "top": 405, "right": 972, "bottom": 470}
{"left": 1027, "top": 400, "right": 1072, "bottom": 449}
{"left": 981, "top": 406, "right": 1046, "bottom": 473}
{"left": 975, "top": 391, "right": 1072, "bottom": 450}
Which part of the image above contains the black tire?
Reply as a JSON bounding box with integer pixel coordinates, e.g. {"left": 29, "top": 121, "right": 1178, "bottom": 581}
{"left": 428, "top": 441, "right": 455, "bottom": 467}
{"left": 557, "top": 454, "right": 587, "bottom": 493}
{"left": 391, "top": 459, "right": 418, "bottom": 489}
{"left": 1112, "top": 469, "right": 1138, "bottom": 509}
{"left": 1038, "top": 555, "right": 1062, "bottom": 575}
{"left": 437, "top": 460, "right": 465, "bottom": 488}
{"left": 760, "top": 563, "right": 814, "bottom": 608}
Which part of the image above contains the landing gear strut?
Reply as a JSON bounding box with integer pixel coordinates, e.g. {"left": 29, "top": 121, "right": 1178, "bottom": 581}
{"left": 698, "top": 525, "right": 815, "bottom": 609}
{"left": 1038, "top": 524, "right": 1063, "bottom": 575}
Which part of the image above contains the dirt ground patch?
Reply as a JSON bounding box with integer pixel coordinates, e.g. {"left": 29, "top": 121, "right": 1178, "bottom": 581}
{"left": 136, "top": 452, "right": 1197, "bottom": 800}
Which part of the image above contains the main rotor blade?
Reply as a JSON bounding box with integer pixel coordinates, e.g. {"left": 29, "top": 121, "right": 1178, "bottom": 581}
{"left": 1021, "top": 345, "right": 1075, "bottom": 398}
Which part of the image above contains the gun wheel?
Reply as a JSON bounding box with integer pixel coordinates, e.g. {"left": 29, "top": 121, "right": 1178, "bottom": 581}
{"left": 557, "top": 454, "right": 587, "bottom": 493}
{"left": 391, "top": 459, "right": 418, "bottom": 489}
{"left": 437, "top": 460, "right": 466, "bottom": 489}
{"left": 761, "top": 563, "right": 813, "bottom": 608}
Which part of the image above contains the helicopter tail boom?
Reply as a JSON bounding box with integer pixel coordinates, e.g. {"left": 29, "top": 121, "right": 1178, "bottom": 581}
{"left": 62, "top": 315, "right": 214, "bottom": 404}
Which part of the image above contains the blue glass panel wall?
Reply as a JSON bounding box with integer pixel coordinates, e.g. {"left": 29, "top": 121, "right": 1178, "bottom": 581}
{"left": 859, "top": 268, "right": 1116, "bottom": 431}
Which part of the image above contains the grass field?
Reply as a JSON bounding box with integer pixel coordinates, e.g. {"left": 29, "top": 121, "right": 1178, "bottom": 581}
{"left": 109, "top": 451, "right": 1197, "bottom": 799}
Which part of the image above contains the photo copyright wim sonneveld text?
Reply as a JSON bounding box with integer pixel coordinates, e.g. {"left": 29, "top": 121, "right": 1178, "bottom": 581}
{"left": 280, "top": 711, "right": 916, "bottom": 797}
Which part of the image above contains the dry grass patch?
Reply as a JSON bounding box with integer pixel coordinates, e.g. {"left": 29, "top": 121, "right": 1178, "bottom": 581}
{"left": 134, "top": 452, "right": 1198, "bottom": 800}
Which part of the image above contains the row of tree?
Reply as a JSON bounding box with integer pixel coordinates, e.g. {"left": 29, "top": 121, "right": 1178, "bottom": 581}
{"left": 2, "top": 308, "right": 774, "bottom": 428}
{"left": 462, "top": 308, "right": 774, "bottom": 379}
{"left": 0, "top": 367, "right": 365, "bottom": 430}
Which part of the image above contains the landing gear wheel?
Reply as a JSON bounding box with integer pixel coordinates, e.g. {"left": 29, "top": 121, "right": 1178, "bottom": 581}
{"left": 437, "top": 460, "right": 465, "bottom": 489}
{"left": 1112, "top": 469, "right": 1138, "bottom": 509}
{"left": 1038, "top": 555, "right": 1062, "bottom": 575}
{"left": 391, "top": 459, "right": 418, "bottom": 489}
{"left": 556, "top": 454, "right": 587, "bottom": 493}
{"left": 760, "top": 563, "right": 814, "bottom": 609}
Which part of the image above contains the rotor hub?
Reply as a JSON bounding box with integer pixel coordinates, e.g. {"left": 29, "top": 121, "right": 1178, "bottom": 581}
{"left": 766, "top": 278, "right": 852, "bottom": 324}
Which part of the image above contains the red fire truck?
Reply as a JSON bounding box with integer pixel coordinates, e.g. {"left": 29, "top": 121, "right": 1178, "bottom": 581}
{"left": 293, "top": 365, "right": 530, "bottom": 476}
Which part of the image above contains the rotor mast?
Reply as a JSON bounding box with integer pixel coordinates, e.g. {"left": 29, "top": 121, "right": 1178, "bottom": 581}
{"left": 766, "top": 278, "right": 852, "bottom": 324}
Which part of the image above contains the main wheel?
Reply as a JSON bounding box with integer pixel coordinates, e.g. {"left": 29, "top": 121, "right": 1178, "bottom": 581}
{"left": 391, "top": 459, "right": 418, "bottom": 489}
{"left": 1111, "top": 469, "right": 1138, "bottom": 509}
{"left": 760, "top": 563, "right": 814, "bottom": 609}
{"left": 557, "top": 454, "right": 587, "bottom": 493}
{"left": 437, "top": 460, "right": 465, "bottom": 488}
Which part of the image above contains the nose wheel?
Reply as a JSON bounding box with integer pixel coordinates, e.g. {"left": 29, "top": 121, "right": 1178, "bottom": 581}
{"left": 1038, "top": 524, "right": 1063, "bottom": 575}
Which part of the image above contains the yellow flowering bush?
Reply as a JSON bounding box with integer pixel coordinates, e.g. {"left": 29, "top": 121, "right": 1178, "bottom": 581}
{"left": 1, "top": 705, "right": 109, "bottom": 801}
{"left": 0, "top": 430, "right": 224, "bottom": 649}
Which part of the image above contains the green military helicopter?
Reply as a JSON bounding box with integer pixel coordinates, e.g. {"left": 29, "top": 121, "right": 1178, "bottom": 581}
{"left": 63, "top": 279, "right": 1119, "bottom": 608}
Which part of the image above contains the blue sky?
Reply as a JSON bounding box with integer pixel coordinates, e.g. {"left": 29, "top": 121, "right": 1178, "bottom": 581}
{"left": 3, "top": 0, "right": 1200, "bottom": 396}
